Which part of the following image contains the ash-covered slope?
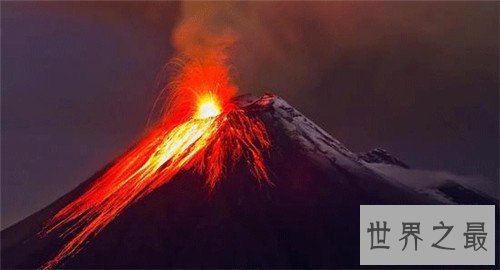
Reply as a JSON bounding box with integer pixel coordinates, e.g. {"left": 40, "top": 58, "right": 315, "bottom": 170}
{"left": 2, "top": 94, "right": 496, "bottom": 269}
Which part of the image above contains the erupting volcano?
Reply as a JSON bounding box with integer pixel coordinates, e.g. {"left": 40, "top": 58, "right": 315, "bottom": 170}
{"left": 1, "top": 33, "right": 497, "bottom": 270}
{"left": 2, "top": 92, "right": 497, "bottom": 269}
{"left": 34, "top": 56, "right": 272, "bottom": 270}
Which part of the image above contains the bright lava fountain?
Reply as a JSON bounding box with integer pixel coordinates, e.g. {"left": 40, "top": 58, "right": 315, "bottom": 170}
{"left": 39, "top": 59, "right": 271, "bottom": 270}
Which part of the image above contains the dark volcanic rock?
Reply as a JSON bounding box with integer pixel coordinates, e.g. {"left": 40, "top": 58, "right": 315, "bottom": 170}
{"left": 358, "top": 148, "right": 409, "bottom": 168}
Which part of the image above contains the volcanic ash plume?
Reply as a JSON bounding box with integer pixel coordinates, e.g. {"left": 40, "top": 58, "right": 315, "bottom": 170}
{"left": 39, "top": 8, "right": 270, "bottom": 270}
{"left": 173, "top": 2, "right": 236, "bottom": 60}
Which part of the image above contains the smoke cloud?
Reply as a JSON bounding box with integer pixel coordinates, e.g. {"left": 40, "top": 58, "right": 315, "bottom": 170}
{"left": 173, "top": 1, "right": 498, "bottom": 181}
{"left": 173, "top": 2, "right": 237, "bottom": 61}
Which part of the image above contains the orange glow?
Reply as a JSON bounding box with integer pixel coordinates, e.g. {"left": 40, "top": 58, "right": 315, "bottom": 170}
{"left": 39, "top": 57, "right": 270, "bottom": 270}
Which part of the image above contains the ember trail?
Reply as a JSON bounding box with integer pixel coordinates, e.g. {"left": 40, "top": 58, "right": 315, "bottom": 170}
{"left": 40, "top": 60, "right": 271, "bottom": 270}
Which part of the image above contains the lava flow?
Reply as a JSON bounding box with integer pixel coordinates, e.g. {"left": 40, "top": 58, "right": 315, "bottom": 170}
{"left": 39, "top": 59, "right": 271, "bottom": 270}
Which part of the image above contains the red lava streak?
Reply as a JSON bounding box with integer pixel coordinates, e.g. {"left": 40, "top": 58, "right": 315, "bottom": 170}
{"left": 40, "top": 60, "right": 271, "bottom": 270}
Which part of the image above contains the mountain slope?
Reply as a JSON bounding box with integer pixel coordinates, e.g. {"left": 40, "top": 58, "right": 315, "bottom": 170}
{"left": 2, "top": 94, "right": 496, "bottom": 269}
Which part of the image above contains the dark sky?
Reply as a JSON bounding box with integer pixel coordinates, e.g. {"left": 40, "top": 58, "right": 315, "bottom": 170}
{"left": 1, "top": 2, "right": 498, "bottom": 229}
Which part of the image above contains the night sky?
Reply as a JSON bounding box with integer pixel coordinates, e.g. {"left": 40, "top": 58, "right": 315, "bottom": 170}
{"left": 1, "top": 2, "right": 498, "bottom": 228}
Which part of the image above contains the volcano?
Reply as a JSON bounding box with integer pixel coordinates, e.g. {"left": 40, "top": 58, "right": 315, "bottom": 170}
{"left": 1, "top": 93, "right": 497, "bottom": 269}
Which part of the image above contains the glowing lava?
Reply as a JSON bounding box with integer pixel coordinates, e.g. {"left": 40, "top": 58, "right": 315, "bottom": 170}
{"left": 39, "top": 60, "right": 270, "bottom": 270}
{"left": 196, "top": 93, "right": 221, "bottom": 119}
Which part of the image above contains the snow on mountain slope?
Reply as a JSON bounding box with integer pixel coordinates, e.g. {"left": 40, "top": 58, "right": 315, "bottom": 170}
{"left": 251, "top": 93, "right": 497, "bottom": 205}
{"left": 366, "top": 162, "right": 498, "bottom": 204}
